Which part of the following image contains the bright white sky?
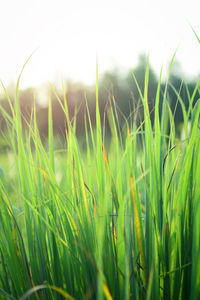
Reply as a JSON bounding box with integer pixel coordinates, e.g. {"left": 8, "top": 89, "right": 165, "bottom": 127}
{"left": 0, "top": 0, "right": 200, "bottom": 90}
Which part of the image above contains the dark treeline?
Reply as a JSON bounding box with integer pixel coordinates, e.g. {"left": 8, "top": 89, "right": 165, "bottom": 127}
{"left": 0, "top": 55, "right": 199, "bottom": 145}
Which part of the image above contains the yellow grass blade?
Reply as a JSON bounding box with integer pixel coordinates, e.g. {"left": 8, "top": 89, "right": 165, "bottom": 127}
{"left": 103, "top": 283, "right": 114, "bottom": 300}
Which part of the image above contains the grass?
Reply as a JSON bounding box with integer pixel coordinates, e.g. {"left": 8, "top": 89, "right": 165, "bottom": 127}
{"left": 0, "top": 52, "right": 200, "bottom": 299}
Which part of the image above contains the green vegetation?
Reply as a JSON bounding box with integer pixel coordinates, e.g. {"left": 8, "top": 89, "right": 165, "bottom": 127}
{"left": 1, "top": 53, "right": 199, "bottom": 142}
{"left": 0, "top": 52, "right": 200, "bottom": 299}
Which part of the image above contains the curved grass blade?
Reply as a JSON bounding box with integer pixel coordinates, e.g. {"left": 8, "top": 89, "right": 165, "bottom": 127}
{"left": 19, "top": 284, "right": 75, "bottom": 300}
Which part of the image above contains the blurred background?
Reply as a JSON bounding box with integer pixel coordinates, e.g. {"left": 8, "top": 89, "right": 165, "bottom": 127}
{"left": 0, "top": 0, "right": 200, "bottom": 148}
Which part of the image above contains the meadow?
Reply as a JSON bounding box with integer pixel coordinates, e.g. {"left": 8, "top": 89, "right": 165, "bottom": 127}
{"left": 0, "top": 47, "right": 200, "bottom": 300}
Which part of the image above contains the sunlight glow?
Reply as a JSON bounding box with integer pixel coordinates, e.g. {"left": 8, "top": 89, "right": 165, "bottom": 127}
{"left": 0, "top": 0, "right": 200, "bottom": 89}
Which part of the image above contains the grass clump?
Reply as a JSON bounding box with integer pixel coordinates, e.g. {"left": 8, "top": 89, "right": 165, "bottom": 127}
{"left": 0, "top": 55, "right": 200, "bottom": 300}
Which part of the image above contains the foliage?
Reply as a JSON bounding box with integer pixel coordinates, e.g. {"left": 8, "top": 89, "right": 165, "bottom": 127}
{"left": 0, "top": 56, "right": 200, "bottom": 300}
{"left": 1, "top": 54, "right": 200, "bottom": 143}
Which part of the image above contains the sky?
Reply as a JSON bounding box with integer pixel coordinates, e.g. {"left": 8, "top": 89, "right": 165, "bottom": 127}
{"left": 0, "top": 0, "right": 200, "bottom": 91}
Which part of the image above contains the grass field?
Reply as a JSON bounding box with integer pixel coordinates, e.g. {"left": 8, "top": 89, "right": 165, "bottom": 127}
{"left": 0, "top": 51, "right": 200, "bottom": 300}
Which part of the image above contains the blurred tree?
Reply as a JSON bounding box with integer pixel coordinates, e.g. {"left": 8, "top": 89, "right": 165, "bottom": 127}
{"left": 167, "top": 61, "right": 199, "bottom": 127}
{"left": 19, "top": 88, "right": 39, "bottom": 120}
{"left": 0, "top": 55, "right": 199, "bottom": 142}
{"left": 126, "top": 54, "right": 158, "bottom": 125}
{"left": 99, "top": 69, "right": 130, "bottom": 117}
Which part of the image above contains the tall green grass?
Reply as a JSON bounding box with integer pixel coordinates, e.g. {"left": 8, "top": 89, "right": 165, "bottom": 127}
{"left": 0, "top": 53, "right": 200, "bottom": 300}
